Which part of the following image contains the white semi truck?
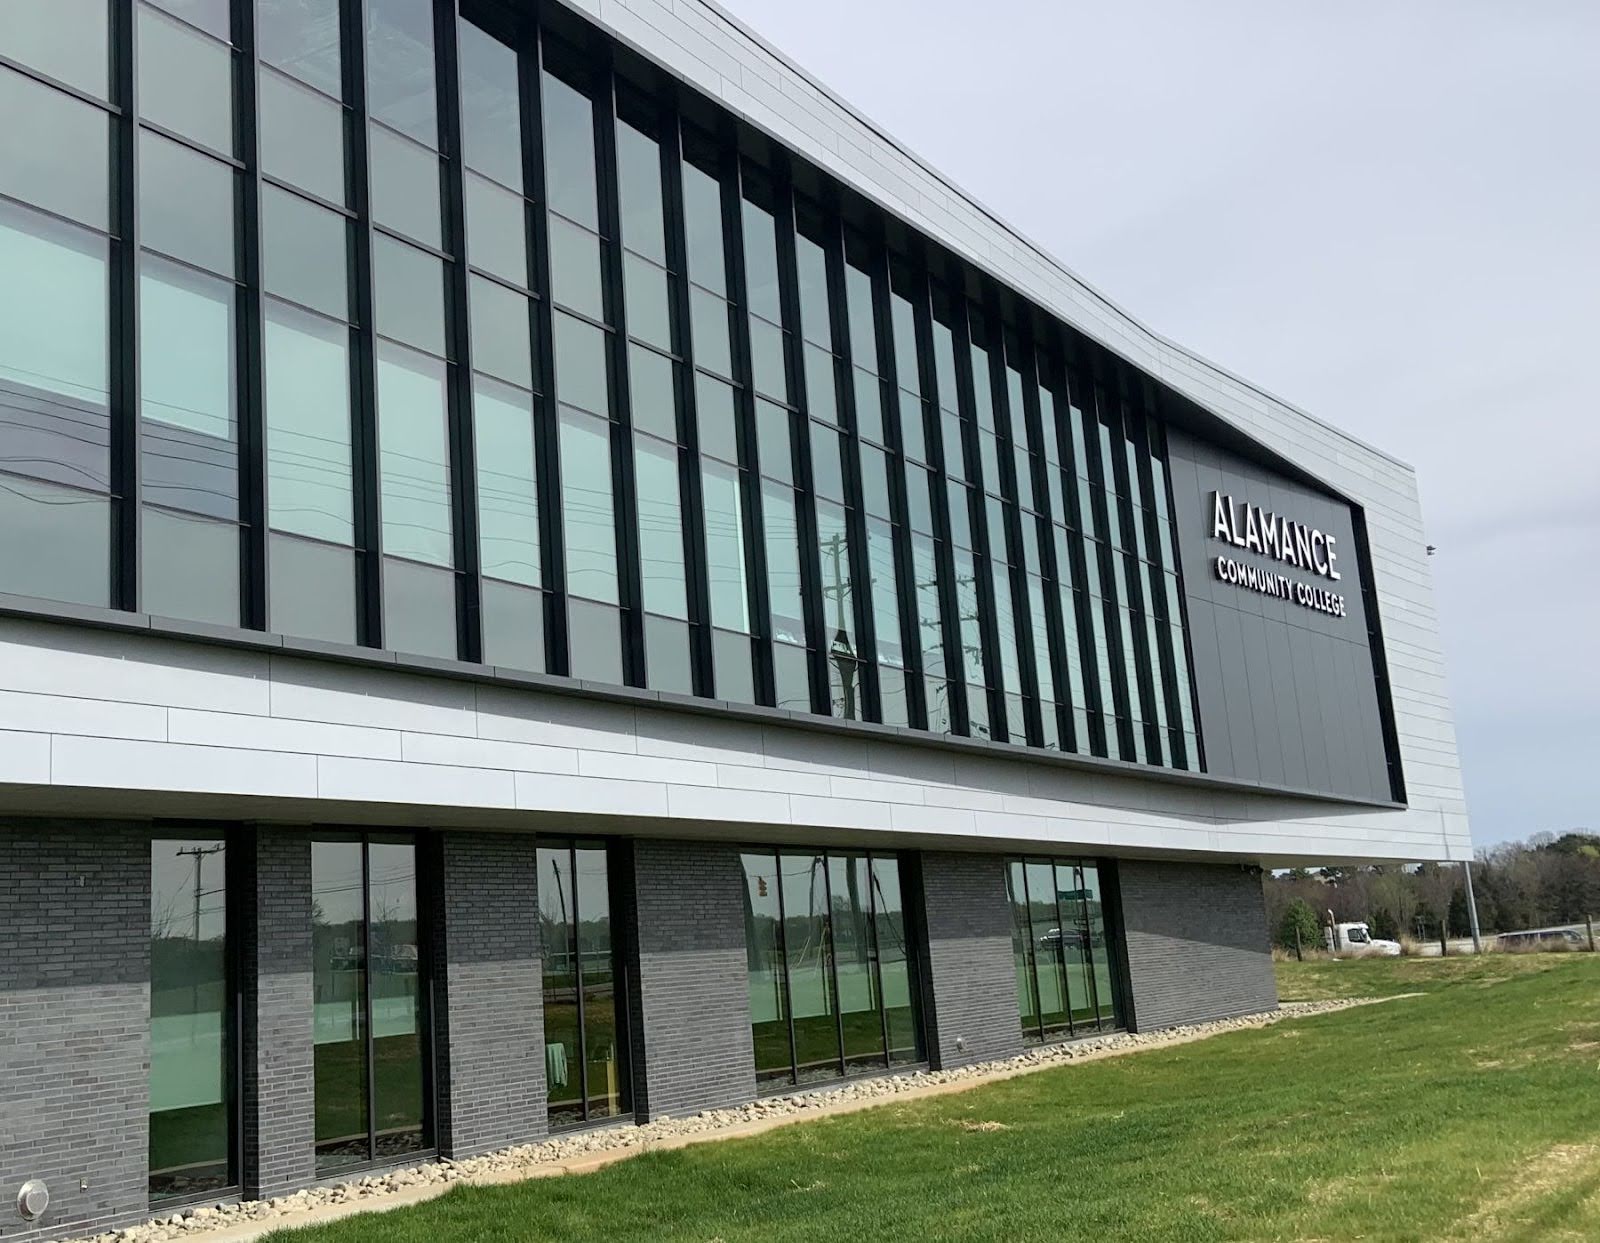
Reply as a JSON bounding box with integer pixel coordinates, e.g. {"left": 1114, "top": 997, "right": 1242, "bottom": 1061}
{"left": 1325, "top": 919, "right": 1402, "bottom": 957}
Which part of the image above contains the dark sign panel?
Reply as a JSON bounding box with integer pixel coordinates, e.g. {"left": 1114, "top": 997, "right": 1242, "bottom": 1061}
{"left": 1164, "top": 429, "right": 1395, "bottom": 803}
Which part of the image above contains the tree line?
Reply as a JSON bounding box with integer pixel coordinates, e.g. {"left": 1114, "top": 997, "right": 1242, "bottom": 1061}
{"left": 1264, "top": 831, "right": 1600, "bottom": 947}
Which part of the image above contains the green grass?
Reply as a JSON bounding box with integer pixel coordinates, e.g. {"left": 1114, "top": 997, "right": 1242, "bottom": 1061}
{"left": 269, "top": 954, "right": 1600, "bottom": 1243}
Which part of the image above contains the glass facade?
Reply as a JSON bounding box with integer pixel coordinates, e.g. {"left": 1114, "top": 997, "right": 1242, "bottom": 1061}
{"left": 312, "top": 835, "right": 429, "bottom": 1172}
{"left": 538, "top": 838, "right": 629, "bottom": 1129}
{"left": 149, "top": 835, "right": 232, "bottom": 1201}
{"left": 1006, "top": 857, "right": 1119, "bottom": 1041}
{"left": 0, "top": 0, "right": 1205, "bottom": 778}
{"left": 741, "top": 849, "right": 921, "bottom": 1088}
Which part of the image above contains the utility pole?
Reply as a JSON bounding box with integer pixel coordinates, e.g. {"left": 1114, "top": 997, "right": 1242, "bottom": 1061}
{"left": 1463, "top": 860, "right": 1483, "bottom": 954}
{"left": 174, "top": 844, "right": 224, "bottom": 945}
{"left": 824, "top": 531, "right": 857, "bottom": 719}
{"left": 173, "top": 843, "right": 224, "bottom": 1012}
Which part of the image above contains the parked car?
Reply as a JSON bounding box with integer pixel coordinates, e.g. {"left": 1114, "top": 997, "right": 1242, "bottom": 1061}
{"left": 1038, "top": 926, "right": 1103, "bottom": 952}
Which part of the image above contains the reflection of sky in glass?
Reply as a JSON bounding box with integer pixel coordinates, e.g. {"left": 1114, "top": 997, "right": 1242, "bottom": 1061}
{"left": 258, "top": 0, "right": 344, "bottom": 98}
{"left": 312, "top": 840, "right": 364, "bottom": 927}
{"left": 458, "top": 18, "right": 522, "bottom": 190}
{"left": 151, "top": 838, "right": 226, "bottom": 943}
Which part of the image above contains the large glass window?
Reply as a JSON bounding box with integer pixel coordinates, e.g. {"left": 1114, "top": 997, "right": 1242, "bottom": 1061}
{"left": 1006, "top": 856, "right": 1120, "bottom": 1043}
{"left": 741, "top": 849, "right": 922, "bottom": 1089}
{"left": 539, "top": 839, "right": 629, "bottom": 1129}
{"left": 0, "top": 0, "right": 1221, "bottom": 781}
{"left": 619, "top": 107, "right": 693, "bottom": 695}
{"left": 460, "top": 10, "right": 544, "bottom": 672}
{"left": 150, "top": 836, "right": 232, "bottom": 1202}
{"left": 0, "top": 1, "right": 112, "bottom": 99}
{"left": 0, "top": 56, "right": 113, "bottom": 607}
{"left": 545, "top": 60, "right": 626, "bottom": 680}
{"left": 132, "top": 7, "right": 243, "bottom": 627}
{"left": 312, "top": 836, "right": 429, "bottom": 1173}
{"left": 377, "top": 342, "right": 456, "bottom": 658}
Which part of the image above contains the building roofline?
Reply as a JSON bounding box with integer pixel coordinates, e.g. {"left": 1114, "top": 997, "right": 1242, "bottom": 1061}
{"left": 672, "top": 0, "right": 1415, "bottom": 475}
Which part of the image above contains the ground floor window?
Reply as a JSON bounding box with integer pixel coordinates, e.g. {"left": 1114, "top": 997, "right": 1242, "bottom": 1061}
{"left": 312, "top": 836, "right": 430, "bottom": 1173}
{"left": 150, "top": 835, "right": 233, "bottom": 1202}
{"left": 539, "top": 839, "right": 629, "bottom": 1129}
{"left": 1007, "top": 857, "right": 1119, "bottom": 1042}
{"left": 741, "top": 849, "right": 922, "bottom": 1088}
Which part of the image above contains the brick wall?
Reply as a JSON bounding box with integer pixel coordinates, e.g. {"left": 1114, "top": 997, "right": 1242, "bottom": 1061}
{"left": 1117, "top": 860, "right": 1278, "bottom": 1031}
{"left": 239, "top": 830, "right": 316, "bottom": 1199}
{"left": 431, "top": 833, "right": 546, "bottom": 1156}
{"left": 628, "top": 840, "right": 754, "bottom": 1117}
{"left": 916, "top": 852, "right": 1026, "bottom": 1069}
{"left": 0, "top": 821, "right": 150, "bottom": 1243}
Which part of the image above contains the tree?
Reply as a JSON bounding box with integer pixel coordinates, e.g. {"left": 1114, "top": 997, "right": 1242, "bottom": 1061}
{"left": 1277, "top": 898, "right": 1322, "bottom": 956}
{"left": 1370, "top": 871, "right": 1419, "bottom": 943}
{"left": 1416, "top": 864, "right": 1461, "bottom": 953}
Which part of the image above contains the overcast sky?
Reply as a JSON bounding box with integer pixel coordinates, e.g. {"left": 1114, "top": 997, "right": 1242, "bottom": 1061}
{"left": 719, "top": 0, "right": 1598, "bottom": 849}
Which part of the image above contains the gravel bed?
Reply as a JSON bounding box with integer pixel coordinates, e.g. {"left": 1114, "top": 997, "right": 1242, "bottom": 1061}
{"left": 79, "top": 997, "right": 1373, "bottom": 1243}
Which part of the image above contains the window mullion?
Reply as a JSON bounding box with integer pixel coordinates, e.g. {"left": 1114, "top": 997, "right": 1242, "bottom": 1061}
{"left": 359, "top": 838, "right": 377, "bottom": 1162}
{"left": 915, "top": 266, "right": 969, "bottom": 736}
{"left": 524, "top": 33, "right": 567, "bottom": 673}
{"left": 1150, "top": 417, "right": 1207, "bottom": 771}
{"left": 1134, "top": 402, "right": 1191, "bottom": 768}
{"left": 774, "top": 178, "right": 828, "bottom": 716}
{"left": 866, "top": 854, "right": 892, "bottom": 1068}
{"left": 235, "top": 0, "right": 268, "bottom": 632}
{"left": 1052, "top": 861, "right": 1076, "bottom": 1038}
{"left": 1082, "top": 375, "right": 1136, "bottom": 758}
{"left": 1018, "top": 859, "right": 1044, "bottom": 1043}
{"left": 822, "top": 213, "right": 879, "bottom": 722}
{"left": 818, "top": 854, "right": 847, "bottom": 1077}
{"left": 771, "top": 851, "right": 799, "bottom": 1085}
{"left": 990, "top": 314, "right": 1042, "bottom": 746}
{"left": 950, "top": 296, "right": 1004, "bottom": 740}
{"left": 867, "top": 232, "right": 925, "bottom": 730}
{"left": 570, "top": 844, "right": 590, "bottom": 1121}
{"left": 593, "top": 54, "right": 644, "bottom": 687}
{"left": 1106, "top": 392, "right": 1164, "bottom": 764}
{"left": 1055, "top": 357, "right": 1110, "bottom": 757}
{"left": 434, "top": 0, "right": 482, "bottom": 664}
{"left": 720, "top": 149, "right": 774, "bottom": 704}
{"left": 1017, "top": 329, "right": 1075, "bottom": 751}
{"left": 344, "top": 0, "right": 384, "bottom": 649}
{"left": 660, "top": 108, "right": 715, "bottom": 696}
{"left": 110, "top": 0, "right": 141, "bottom": 611}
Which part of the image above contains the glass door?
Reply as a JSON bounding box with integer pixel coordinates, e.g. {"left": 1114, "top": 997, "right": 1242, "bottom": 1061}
{"left": 149, "top": 834, "right": 234, "bottom": 1202}
{"left": 539, "top": 839, "right": 630, "bottom": 1129}
{"left": 312, "top": 835, "right": 430, "bottom": 1173}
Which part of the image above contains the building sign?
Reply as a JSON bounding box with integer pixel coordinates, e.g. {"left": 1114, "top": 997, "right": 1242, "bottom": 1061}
{"left": 1209, "top": 492, "right": 1348, "bottom": 618}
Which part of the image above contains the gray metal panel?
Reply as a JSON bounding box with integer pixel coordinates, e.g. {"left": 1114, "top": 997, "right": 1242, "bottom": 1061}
{"left": 1165, "top": 428, "right": 1393, "bottom": 802}
{"left": 1211, "top": 605, "right": 1260, "bottom": 782}
{"left": 1289, "top": 625, "right": 1331, "bottom": 794}
{"left": 1187, "top": 612, "right": 1234, "bottom": 776}
{"left": 1265, "top": 621, "right": 1308, "bottom": 791}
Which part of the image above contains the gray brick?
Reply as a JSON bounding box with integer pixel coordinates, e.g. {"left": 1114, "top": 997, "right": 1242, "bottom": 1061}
{"left": 1117, "top": 860, "right": 1278, "bottom": 1030}
{"left": 627, "top": 841, "right": 754, "bottom": 1118}
{"left": 0, "top": 820, "right": 150, "bottom": 1243}
{"left": 915, "top": 851, "right": 1026, "bottom": 1069}
{"left": 430, "top": 833, "right": 547, "bottom": 1156}
{"left": 239, "top": 830, "right": 316, "bottom": 1200}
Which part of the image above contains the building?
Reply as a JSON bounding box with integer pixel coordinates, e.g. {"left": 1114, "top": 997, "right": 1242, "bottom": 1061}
{"left": 0, "top": 0, "right": 1469, "bottom": 1238}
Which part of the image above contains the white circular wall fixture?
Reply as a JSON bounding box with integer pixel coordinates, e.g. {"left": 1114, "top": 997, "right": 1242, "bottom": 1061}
{"left": 17, "top": 1180, "right": 49, "bottom": 1221}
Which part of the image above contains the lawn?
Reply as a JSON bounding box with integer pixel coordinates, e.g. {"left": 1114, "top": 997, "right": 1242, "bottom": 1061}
{"left": 268, "top": 953, "right": 1600, "bottom": 1243}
